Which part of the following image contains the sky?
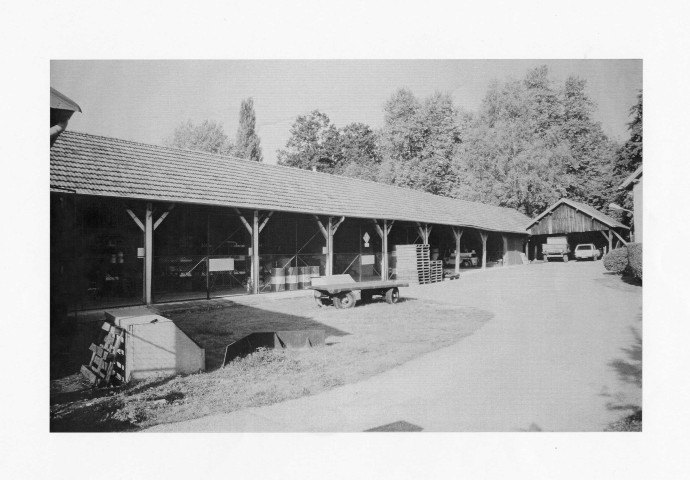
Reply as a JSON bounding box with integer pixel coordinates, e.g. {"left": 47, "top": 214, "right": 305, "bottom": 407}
{"left": 51, "top": 60, "right": 642, "bottom": 165}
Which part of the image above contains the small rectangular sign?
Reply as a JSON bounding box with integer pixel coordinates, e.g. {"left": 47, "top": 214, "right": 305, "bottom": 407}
{"left": 137, "top": 248, "right": 145, "bottom": 258}
{"left": 361, "top": 254, "right": 375, "bottom": 266}
{"left": 209, "top": 257, "right": 234, "bottom": 272}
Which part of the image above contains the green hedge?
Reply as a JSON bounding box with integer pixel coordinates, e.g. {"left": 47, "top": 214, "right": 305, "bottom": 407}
{"left": 603, "top": 243, "right": 642, "bottom": 280}
{"left": 603, "top": 247, "right": 629, "bottom": 274}
{"left": 627, "top": 243, "right": 643, "bottom": 279}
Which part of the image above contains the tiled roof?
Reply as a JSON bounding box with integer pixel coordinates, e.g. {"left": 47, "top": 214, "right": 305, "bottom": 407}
{"left": 526, "top": 198, "right": 629, "bottom": 231}
{"left": 50, "top": 131, "right": 531, "bottom": 234}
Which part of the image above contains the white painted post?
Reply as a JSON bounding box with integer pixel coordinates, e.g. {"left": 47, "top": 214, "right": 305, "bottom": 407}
{"left": 145, "top": 202, "right": 153, "bottom": 305}
{"left": 453, "top": 227, "right": 464, "bottom": 274}
{"left": 327, "top": 217, "right": 334, "bottom": 276}
{"left": 382, "top": 220, "right": 388, "bottom": 280}
{"left": 252, "top": 211, "right": 260, "bottom": 294}
{"left": 480, "top": 230, "right": 488, "bottom": 270}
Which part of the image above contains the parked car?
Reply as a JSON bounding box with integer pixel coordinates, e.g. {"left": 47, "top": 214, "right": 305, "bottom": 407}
{"left": 574, "top": 243, "right": 600, "bottom": 261}
{"left": 542, "top": 236, "right": 570, "bottom": 262}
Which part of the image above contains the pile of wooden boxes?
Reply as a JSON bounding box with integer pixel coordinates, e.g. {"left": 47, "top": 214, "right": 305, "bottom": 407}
{"left": 394, "top": 244, "right": 437, "bottom": 284}
{"left": 81, "top": 307, "right": 205, "bottom": 387}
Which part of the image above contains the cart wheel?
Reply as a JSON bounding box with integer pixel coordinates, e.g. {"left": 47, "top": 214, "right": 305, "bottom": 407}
{"left": 334, "top": 292, "right": 356, "bottom": 309}
{"left": 361, "top": 290, "right": 373, "bottom": 304}
{"left": 385, "top": 287, "right": 400, "bottom": 305}
{"left": 314, "top": 291, "right": 331, "bottom": 307}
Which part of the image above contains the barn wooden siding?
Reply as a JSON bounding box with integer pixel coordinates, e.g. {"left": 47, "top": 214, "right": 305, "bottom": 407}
{"left": 529, "top": 203, "right": 608, "bottom": 236}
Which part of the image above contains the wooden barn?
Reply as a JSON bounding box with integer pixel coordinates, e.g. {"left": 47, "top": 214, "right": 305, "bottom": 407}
{"left": 526, "top": 198, "right": 630, "bottom": 260}
{"left": 51, "top": 131, "right": 531, "bottom": 313}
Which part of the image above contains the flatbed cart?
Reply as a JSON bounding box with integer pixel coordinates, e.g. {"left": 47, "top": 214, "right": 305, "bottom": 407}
{"left": 309, "top": 274, "right": 409, "bottom": 309}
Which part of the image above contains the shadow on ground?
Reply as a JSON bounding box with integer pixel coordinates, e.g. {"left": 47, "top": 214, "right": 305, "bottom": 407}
{"left": 159, "top": 301, "right": 350, "bottom": 370}
{"left": 603, "top": 324, "right": 642, "bottom": 417}
{"left": 50, "top": 300, "right": 348, "bottom": 431}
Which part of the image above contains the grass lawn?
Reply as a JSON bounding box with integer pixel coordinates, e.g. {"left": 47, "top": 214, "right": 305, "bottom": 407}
{"left": 50, "top": 295, "right": 492, "bottom": 432}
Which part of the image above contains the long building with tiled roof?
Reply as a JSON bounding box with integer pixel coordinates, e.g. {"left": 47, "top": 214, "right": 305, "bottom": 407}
{"left": 50, "top": 131, "right": 530, "bottom": 234}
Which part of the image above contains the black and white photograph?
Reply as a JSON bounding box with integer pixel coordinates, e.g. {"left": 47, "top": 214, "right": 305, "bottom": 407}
{"left": 4, "top": 1, "right": 690, "bottom": 478}
{"left": 48, "top": 59, "right": 643, "bottom": 434}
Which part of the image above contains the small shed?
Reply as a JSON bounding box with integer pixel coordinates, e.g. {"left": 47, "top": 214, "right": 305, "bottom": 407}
{"left": 526, "top": 198, "right": 630, "bottom": 260}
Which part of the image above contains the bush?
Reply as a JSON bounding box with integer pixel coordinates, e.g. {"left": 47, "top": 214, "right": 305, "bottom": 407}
{"left": 627, "top": 243, "right": 643, "bottom": 280}
{"left": 603, "top": 247, "right": 629, "bottom": 274}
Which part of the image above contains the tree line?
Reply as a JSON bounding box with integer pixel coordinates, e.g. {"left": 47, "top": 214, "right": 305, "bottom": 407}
{"left": 164, "top": 97, "right": 263, "bottom": 162}
{"left": 164, "top": 67, "right": 642, "bottom": 222}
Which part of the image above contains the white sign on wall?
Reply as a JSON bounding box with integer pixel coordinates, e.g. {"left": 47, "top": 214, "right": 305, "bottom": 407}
{"left": 363, "top": 232, "right": 371, "bottom": 247}
{"left": 209, "top": 257, "right": 234, "bottom": 272}
{"left": 361, "top": 254, "right": 375, "bottom": 266}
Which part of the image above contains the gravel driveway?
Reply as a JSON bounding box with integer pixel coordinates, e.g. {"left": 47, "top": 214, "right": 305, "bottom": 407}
{"left": 148, "top": 261, "right": 642, "bottom": 432}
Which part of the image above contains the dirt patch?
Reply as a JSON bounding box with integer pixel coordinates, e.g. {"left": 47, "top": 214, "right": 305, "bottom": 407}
{"left": 50, "top": 296, "right": 492, "bottom": 432}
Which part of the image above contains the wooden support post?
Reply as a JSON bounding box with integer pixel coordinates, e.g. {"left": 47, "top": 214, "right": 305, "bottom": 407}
{"left": 611, "top": 229, "right": 628, "bottom": 247}
{"left": 416, "top": 223, "right": 432, "bottom": 244}
{"left": 502, "top": 234, "right": 508, "bottom": 267}
{"left": 607, "top": 229, "right": 612, "bottom": 253}
{"left": 479, "top": 230, "right": 488, "bottom": 270}
{"left": 327, "top": 217, "right": 334, "bottom": 276}
{"left": 452, "top": 227, "right": 464, "bottom": 274}
{"left": 252, "top": 210, "right": 260, "bottom": 294}
{"left": 381, "top": 220, "right": 388, "bottom": 280}
{"left": 144, "top": 202, "right": 153, "bottom": 304}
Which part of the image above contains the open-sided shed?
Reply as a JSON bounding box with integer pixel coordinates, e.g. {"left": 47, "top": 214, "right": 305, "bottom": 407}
{"left": 51, "top": 131, "right": 531, "bottom": 311}
{"left": 526, "top": 198, "right": 630, "bottom": 260}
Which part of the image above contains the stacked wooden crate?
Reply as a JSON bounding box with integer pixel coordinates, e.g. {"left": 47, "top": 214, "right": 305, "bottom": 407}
{"left": 80, "top": 322, "right": 126, "bottom": 387}
{"left": 430, "top": 260, "right": 444, "bottom": 283}
{"left": 394, "top": 244, "right": 431, "bottom": 285}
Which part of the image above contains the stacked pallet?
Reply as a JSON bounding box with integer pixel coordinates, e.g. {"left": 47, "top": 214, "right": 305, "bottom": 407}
{"left": 430, "top": 260, "right": 443, "bottom": 283}
{"left": 80, "top": 322, "right": 126, "bottom": 387}
{"left": 394, "top": 244, "right": 431, "bottom": 285}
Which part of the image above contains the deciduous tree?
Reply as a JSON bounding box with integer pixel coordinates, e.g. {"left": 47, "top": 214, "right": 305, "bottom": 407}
{"left": 164, "top": 119, "right": 234, "bottom": 155}
{"left": 235, "top": 97, "right": 263, "bottom": 162}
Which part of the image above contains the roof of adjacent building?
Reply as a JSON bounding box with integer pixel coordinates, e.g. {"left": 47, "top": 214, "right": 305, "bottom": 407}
{"left": 50, "top": 87, "right": 82, "bottom": 113}
{"left": 619, "top": 165, "right": 642, "bottom": 190}
{"left": 526, "top": 198, "right": 629, "bottom": 231}
{"left": 50, "top": 131, "right": 531, "bottom": 234}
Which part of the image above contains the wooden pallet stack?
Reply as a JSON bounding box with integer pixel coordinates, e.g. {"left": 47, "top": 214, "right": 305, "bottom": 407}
{"left": 80, "top": 322, "right": 126, "bottom": 387}
{"left": 430, "top": 260, "right": 444, "bottom": 283}
{"left": 394, "top": 244, "right": 431, "bottom": 285}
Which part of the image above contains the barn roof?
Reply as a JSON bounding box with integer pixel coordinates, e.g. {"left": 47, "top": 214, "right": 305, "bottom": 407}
{"left": 50, "top": 87, "right": 82, "bottom": 112}
{"left": 50, "top": 131, "right": 530, "bottom": 234}
{"left": 526, "top": 198, "right": 629, "bottom": 231}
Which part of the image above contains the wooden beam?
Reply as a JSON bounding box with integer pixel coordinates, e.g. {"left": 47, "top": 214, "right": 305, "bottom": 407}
{"left": 332, "top": 216, "right": 345, "bottom": 234}
{"left": 386, "top": 220, "right": 395, "bottom": 236}
{"left": 611, "top": 229, "right": 629, "bottom": 246}
{"left": 453, "top": 227, "right": 464, "bottom": 274}
{"left": 372, "top": 220, "right": 384, "bottom": 239}
{"left": 502, "top": 234, "right": 508, "bottom": 267}
{"left": 234, "top": 208, "right": 252, "bottom": 234}
{"left": 327, "top": 217, "right": 335, "bottom": 276}
{"left": 607, "top": 229, "right": 613, "bottom": 252}
{"left": 126, "top": 208, "right": 144, "bottom": 232}
{"left": 381, "top": 219, "right": 389, "bottom": 280}
{"left": 479, "top": 230, "right": 489, "bottom": 270}
{"left": 144, "top": 202, "right": 153, "bottom": 304}
{"left": 153, "top": 204, "right": 175, "bottom": 230}
{"left": 252, "top": 210, "right": 260, "bottom": 294}
{"left": 314, "top": 216, "right": 328, "bottom": 240}
{"left": 258, "top": 211, "right": 273, "bottom": 233}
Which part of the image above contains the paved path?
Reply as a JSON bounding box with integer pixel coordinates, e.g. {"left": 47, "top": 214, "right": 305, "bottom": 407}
{"left": 147, "top": 261, "right": 642, "bottom": 432}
